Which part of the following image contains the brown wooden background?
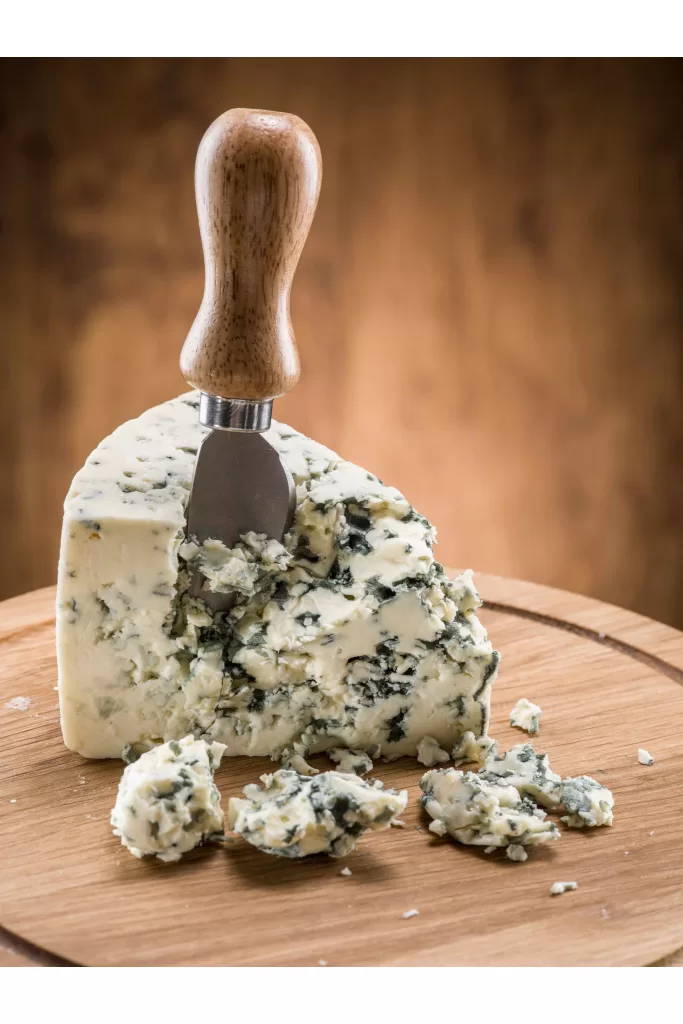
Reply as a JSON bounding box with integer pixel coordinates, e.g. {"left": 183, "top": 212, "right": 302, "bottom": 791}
{"left": 1, "top": 58, "right": 682, "bottom": 626}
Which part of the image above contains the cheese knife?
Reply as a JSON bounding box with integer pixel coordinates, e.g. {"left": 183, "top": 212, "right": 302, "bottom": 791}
{"left": 180, "top": 108, "right": 322, "bottom": 612}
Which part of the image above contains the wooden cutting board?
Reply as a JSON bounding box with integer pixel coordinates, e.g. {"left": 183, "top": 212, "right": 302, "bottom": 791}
{"left": 2, "top": 574, "right": 683, "bottom": 968}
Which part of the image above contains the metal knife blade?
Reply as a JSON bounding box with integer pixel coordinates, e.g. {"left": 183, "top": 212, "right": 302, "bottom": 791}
{"left": 186, "top": 429, "right": 296, "bottom": 613}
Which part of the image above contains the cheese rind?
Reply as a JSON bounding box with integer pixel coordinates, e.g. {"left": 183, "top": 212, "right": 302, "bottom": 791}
{"left": 110, "top": 735, "right": 225, "bottom": 862}
{"left": 57, "top": 392, "right": 499, "bottom": 760}
{"left": 227, "top": 769, "right": 408, "bottom": 858}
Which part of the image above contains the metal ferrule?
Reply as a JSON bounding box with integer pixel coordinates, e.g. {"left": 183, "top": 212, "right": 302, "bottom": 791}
{"left": 199, "top": 394, "right": 273, "bottom": 432}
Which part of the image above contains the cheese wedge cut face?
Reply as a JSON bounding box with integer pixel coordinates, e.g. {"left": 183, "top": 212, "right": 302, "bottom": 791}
{"left": 57, "top": 391, "right": 499, "bottom": 760}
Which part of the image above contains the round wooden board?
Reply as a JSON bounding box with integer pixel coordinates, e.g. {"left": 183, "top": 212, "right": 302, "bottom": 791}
{"left": 2, "top": 574, "right": 683, "bottom": 967}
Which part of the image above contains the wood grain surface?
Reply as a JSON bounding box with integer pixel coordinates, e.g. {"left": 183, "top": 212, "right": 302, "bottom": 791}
{"left": 1, "top": 577, "right": 682, "bottom": 967}
{"left": 180, "top": 108, "right": 321, "bottom": 400}
{"left": 1, "top": 59, "right": 682, "bottom": 627}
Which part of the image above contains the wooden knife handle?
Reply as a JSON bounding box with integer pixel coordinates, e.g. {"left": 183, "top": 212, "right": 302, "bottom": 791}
{"left": 180, "top": 108, "right": 322, "bottom": 401}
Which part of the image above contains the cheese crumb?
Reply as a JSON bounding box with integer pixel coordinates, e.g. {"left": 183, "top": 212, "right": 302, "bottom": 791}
{"left": 340, "top": 866, "right": 352, "bottom": 876}
{"left": 318, "top": 959, "right": 328, "bottom": 966}
{"left": 549, "top": 881, "right": 578, "bottom": 895}
{"left": 280, "top": 753, "right": 319, "bottom": 776}
{"left": 416, "top": 735, "right": 450, "bottom": 767}
{"left": 452, "top": 730, "right": 497, "bottom": 766}
{"left": 402, "top": 909, "right": 420, "bottom": 919}
{"left": 390, "top": 818, "right": 406, "bottom": 828}
{"left": 4, "top": 697, "right": 31, "bottom": 711}
{"left": 9, "top": 799, "right": 17, "bottom": 804}
{"left": 637, "top": 748, "right": 654, "bottom": 766}
{"left": 557, "top": 774, "right": 614, "bottom": 828}
{"left": 506, "top": 844, "right": 528, "bottom": 862}
{"left": 510, "top": 697, "right": 541, "bottom": 735}
{"left": 327, "top": 748, "right": 373, "bottom": 776}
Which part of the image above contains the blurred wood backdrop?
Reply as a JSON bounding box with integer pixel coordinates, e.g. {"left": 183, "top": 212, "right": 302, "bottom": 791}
{"left": 1, "top": 58, "right": 682, "bottom": 625}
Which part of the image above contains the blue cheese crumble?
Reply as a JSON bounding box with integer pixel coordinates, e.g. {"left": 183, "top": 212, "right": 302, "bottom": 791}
{"left": 420, "top": 767, "right": 559, "bottom": 859}
{"left": 110, "top": 735, "right": 225, "bottom": 862}
{"left": 480, "top": 743, "right": 563, "bottom": 808}
{"left": 549, "top": 881, "right": 577, "bottom": 895}
{"left": 416, "top": 735, "right": 451, "bottom": 767}
{"left": 421, "top": 742, "right": 614, "bottom": 860}
{"left": 57, "top": 391, "right": 499, "bottom": 761}
{"left": 279, "top": 752, "right": 320, "bottom": 776}
{"left": 327, "top": 747, "right": 374, "bottom": 775}
{"left": 509, "top": 697, "right": 541, "bottom": 735}
{"left": 482, "top": 744, "right": 614, "bottom": 827}
{"left": 559, "top": 776, "right": 614, "bottom": 828}
{"left": 180, "top": 533, "right": 292, "bottom": 599}
{"left": 452, "top": 730, "right": 497, "bottom": 766}
{"left": 227, "top": 769, "right": 408, "bottom": 858}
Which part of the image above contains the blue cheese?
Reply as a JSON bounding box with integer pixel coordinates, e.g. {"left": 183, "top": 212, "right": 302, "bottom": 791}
{"left": 422, "top": 742, "right": 614, "bottom": 859}
{"left": 226, "top": 769, "right": 408, "bottom": 858}
{"left": 549, "top": 881, "right": 577, "bottom": 895}
{"left": 452, "top": 730, "right": 497, "bottom": 766}
{"left": 482, "top": 744, "right": 614, "bottom": 827}
{"left": 485, "top": 749, "right": 614, "bottom": 827}
{"left": 327, "top": 748, "right": 374, "bottom": 775}
{"left": 559, "top": 776, "right": 614, "bottom": 828}
{"left": 509, "top": 697, "right": 541, "bottom": 735}
{"left": 57, "top": 391, "right": 499, "bottom": 761}
{"left": 110, "top": 735, "right": 225, "bottom": 862}
{"left": 480, "top": 743, "right": 563, "bottom": 808}
{"left": 637, "top": 748, "right": 654, "bottom": 766}
{"left": 420, "top": 767, "right": 559, "bottom": 859}
{"left": 416, "top": 735, "right": 451, "bottom": 767}
{"left": 279, "top": 753, "right": 319, "bottom": 776}
{"left": 180, "top": 533, "right": 292, "bottom": 599}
